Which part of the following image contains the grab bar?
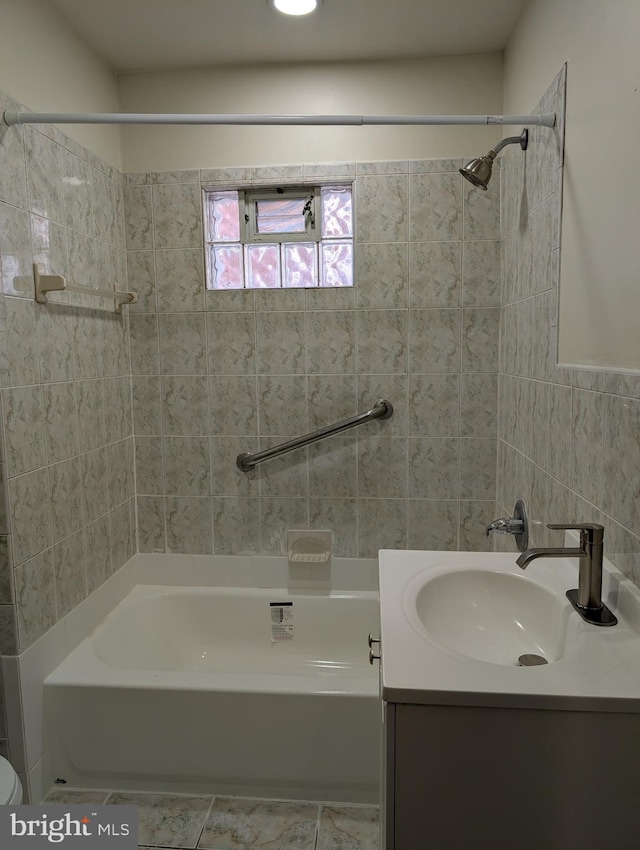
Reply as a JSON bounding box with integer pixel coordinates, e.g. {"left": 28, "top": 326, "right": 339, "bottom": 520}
{"left": 236, "top": 398, "right": 393, "bottom": 472}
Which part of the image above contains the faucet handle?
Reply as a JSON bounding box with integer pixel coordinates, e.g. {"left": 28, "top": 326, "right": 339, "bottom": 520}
{"left": 547, "top": 523, "right": 604, "bottom": 544}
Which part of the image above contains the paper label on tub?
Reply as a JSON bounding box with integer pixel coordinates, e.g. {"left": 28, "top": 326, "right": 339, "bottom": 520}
{"left": 270, "top": 602, "right": 294, "bottom": 641}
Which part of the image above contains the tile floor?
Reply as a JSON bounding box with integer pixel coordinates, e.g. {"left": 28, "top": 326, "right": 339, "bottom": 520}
{"left": 42, "top": 788, "right": 380, "bottom": 850}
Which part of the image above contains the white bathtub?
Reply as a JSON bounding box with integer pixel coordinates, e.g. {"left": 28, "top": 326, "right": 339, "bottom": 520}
{"left": 45, "top": 578, "right": 381, "bottom": 802}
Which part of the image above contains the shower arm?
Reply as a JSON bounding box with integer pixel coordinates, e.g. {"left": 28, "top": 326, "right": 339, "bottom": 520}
{"left": 487, "top": 130, "right": 530, "bottom": 159}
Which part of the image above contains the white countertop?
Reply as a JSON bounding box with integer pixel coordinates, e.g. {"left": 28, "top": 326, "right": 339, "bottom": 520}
{"left": 379, "top": 548, "right": 640, "bottom": 712}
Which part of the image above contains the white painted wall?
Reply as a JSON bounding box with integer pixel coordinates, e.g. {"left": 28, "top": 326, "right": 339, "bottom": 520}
{"left": 0, "top": 0, "right": 121, "bottom": 167}
{"left": 118, "top": 55, "right": 504, "bottom": 172}
{"left": 504, "top": 0, "right": 640, "bottom": 369}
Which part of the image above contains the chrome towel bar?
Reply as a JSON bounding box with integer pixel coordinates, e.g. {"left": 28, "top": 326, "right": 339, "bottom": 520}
{"left": 236, "top": 398, "right": 393, "bottom": 472}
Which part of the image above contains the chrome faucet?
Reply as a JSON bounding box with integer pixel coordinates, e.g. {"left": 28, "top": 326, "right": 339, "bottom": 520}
{"left": 516, "top": 523, "right": 617, "bottom": 626}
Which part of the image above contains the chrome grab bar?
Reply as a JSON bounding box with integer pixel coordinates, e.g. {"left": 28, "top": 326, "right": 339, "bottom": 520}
{"left": 236, "top": 398, "right": 393, "bottom": 472}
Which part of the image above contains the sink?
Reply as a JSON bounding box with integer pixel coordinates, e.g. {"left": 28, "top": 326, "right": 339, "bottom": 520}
{"left": 409, "top": 568, "right": 577, "bottom": 666}
{"left": 378, "top": 548, "right": 640, "bottom": 711}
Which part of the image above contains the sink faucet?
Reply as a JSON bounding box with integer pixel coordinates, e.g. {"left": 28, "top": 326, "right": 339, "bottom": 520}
{"left": 516, "top": 523, "right": 617, "bottom": 626}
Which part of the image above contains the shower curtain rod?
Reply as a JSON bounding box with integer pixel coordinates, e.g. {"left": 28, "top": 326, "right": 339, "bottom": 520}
{"left": 2, "top": 111, "right": 556, "bottom": 128}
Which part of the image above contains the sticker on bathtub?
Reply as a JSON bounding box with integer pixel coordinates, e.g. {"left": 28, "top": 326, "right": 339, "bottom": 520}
{"left": 270, "top": 602, "right": 294, "bottom": 641}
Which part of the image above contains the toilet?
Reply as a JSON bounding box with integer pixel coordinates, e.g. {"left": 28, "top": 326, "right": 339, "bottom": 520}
{"left": 0, "top": 757, "right": 22, "bottom": 804}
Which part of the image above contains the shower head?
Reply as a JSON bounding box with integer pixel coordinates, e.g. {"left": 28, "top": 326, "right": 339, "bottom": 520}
{"left": 460, "top": 129, "right": 529, "bottom": 190}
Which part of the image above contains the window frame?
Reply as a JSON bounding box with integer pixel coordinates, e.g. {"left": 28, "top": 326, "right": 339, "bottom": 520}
{"left": 242, "top": 186, "right": 321, "bottom": 244}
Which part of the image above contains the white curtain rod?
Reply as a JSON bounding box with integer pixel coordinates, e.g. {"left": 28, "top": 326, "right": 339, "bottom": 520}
{"left": 3, "top": 112, "right": 556, "bottom": 128}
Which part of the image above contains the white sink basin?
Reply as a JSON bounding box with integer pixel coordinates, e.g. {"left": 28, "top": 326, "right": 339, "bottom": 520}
{"left": 411, "top": 568, "right": 577, "bottom": 666}
{"left": 378, "top": 548, "right": 640, "bottom": 711}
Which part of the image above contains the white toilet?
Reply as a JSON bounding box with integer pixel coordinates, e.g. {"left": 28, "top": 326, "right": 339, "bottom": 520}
{"left": 0, "top": 757, "right": 23, "bottom": 804}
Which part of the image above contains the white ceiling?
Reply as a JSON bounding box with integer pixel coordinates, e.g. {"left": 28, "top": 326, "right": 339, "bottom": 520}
{"left": 44, "top": 0, "right": 528, "bottom": 73}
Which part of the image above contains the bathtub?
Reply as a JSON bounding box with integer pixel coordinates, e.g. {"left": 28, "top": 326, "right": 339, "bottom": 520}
{"left": 45, "top": 579, "right": 381, "bottom": 802}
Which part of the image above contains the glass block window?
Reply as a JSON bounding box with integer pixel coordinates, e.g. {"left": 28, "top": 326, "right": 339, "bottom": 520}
{"left": 204, "top": 184, "right": 353, "bottom": 290}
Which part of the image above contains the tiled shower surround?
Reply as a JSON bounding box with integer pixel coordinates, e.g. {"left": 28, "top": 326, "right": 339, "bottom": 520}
{"left": 0, "top": 90, "right": 136, "bottom": 759}
{"left": 127, "top": 161, "right": 501, "bottom": 559}
{"left": 496, "top": 65, "right": 640, "bottom": 582}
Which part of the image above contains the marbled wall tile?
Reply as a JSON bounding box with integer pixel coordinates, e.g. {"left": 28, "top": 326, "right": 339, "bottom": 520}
{"left": 61, "top": 149, "right": 92, "bottom": 235}
{"left": 49, "top": 457, "right": 83, "bottom": 543}
{"left": 356, "top": 175, "right": 408, "bottom": 243}
{"left": 76, "top": 379, "right": 106, "bottom": 452}
{"left": 462, "top": 241, "right": 500, "bottom": 307}
{"left": 108, "top": 438, "right": 134, "bottom": 507}
{"left": 308, "top": 436, "right": 357, "bottom": 498}
{"left": 357, "top": 161, "right": 408, "bottom": 175}
{"left": 603, "top": 395, "right": 640, "bottom": 538}
{"left": 9, "top": 468, "right": 51, "bottom": 565}
{"left": 135, "top": 436, "right": 164, "bottom": 495}
{"left": 408, "top": 438, "right": 459, "bottom": 499}
{"left": 123, "top": 186, "right": 153, "bottom": 250}
{"left": 92, "top": 170, "right": 118, "bottom": 247}
{"left": 309, "top": 497, "right": 357, "bottom": 557}
{"left": 0, "top": 204, "right": 33, "bottom": 297}
{"left": 130, "top": 314, "right": 159, "bottom": 375}
{"left": 545, "top": 383, "right": 572, "bottom": 485}
{"left": 605, "top": 519, "right": 640, "bottom": 587}
{"left": 210, "top": 376, "right": 258, "bottom": 435}
{"left": 4, "top": 298, "right": 40, "bottom": 386}
{"left": 205, "top": 288, "right": 255, "bottom": 312}
{"left": 37, "top": 306, "right": 75, "bottom": 384}
{"left": 304, "top": 162, "right": 356, "bottom": 180}
{"left": 604, "top": 371, "right": 640, "bottom": 400}
{"left": 409, "top": 172, "right": 462, "bottom": 242}
{"left": 212, "top": 497, "right": 260, "bottom": 555}
{"left": 530, "top": 379, "right": 550, "bottom": 469}
{"left": 305, "top": 311, "right": 355, "bottom": 374}
{"left": 0, "top": 465, "right": 7, "bottom": 535}
{"left": 84, "top": 514, "right": 110, "bottom": 593}
{"left": 14, "top": 548, "right": 56, "bottom": 651}
{"left": 210, "top": 436, "right": 259, "bottom": 497}
{"left": 2, "top": 385, "right": 46, "bottom": 476}
{"left": 409, "top": 373, "right": 460, "bottom": 437}
{"left": 357, "top": 310, "right": 406, "bottom": 374}
{"left": 357, "top": 498, "right": 406, "bottom": 557}
{"left": 151, "top": 170, "right": 200, "bottom": 184}
{"left": 0, "top": 605, "right": 17, "bottom": 655}
{"left": 200, "top": 797, "right": 316, "bottom": 850}
{"left": 0, "top": 110, "right": 28, "bottom": 209}
{"left": 166, "top": 497, "right": 212, "bottom": 555}
{"left": 570, "top": 389, "right": 604, "bottom": 505}
{"left": 53, "top": 530, "right": 86, "bottom": 618}
{"left": 461, "top": 308, "right": 500, "bottom": 372}
{"left": 408, "top": 309, "right": 460, "bottom": 373}
{"left": 257, "top": 439, "right": 307, "bottom": 498}
{"left": 137, "top": 496, "right": 166, "bottom": 553}
{"left": 463, "top": 176, "right": 500, "bottom": 240}
{"left": 305, "top": 285, "right": 356, "bottom": 311}
{"left": 155, "top": 248, "right": 204, "bottom": 312}
{"left": 104, "top": 377, "right": 133, "bottom": 442}
{"left": 254, "top": 289, "right": 305, "bottom": 313}
{"left": 132, "top": 376, "right": 162, "bottom": 436}
{"left": 260, "top": 497, "right": 309, "bottom": 555}
{"left": 162, "top": 375, "right": 209, "bottom": 435}
{"left": 407, "top": 499, "right": 458, "bottom": 550}
{"left": 200, "top": 166, "right": 252, "bottom": 183}
{"left": 257, "top": 311, "right": 305, "bottom": 374}
{"left": 81, "top": 446, "right": 109, "bottom": 522}
{"left": 252, "top": 164, "right": 304, "bottom": 183}
{"left": 43, "top": 382, "right": 78, "bottom": 464}
{"left": 355, "top": 242, "right": 408, "bottom": 309}
{"left": 258, "top": 375, "right": 307, "bottom": 436}
{"left": 409, "top": 241, "right": 461, "bottom": 307}
{"left": 410, "top": 159, "right": 462, "bottom": 173}
{"left": 460, "top": 438, "right": 497, "bottom": 500}
{"left": 460, "top": 373, "right": 498, "bottom": 437}
{"left": 308, "top": 375, "right": 357, "bottom": 429}
{"left": 24, "top": 127, "right": 64, "bottom": 223}
{"left": 158, "top": 313, "right": 206, "bottom": 375}
{"left": 357, "top": 437, "right": 407, "bottom": 498}
{"left": 67, "top": 228, "right": 97, "bottom": 294}
{"left": 153, "top": 184, "right": 202, "bottom": 249}
{"left": 0, "top": 537, "right": 11, "bottom": 604}
{"left": 109, "top": 499, "right": 134, "bottom": 572}
{"left": 31, "top": 215, "right": 68, "bottom": 292}
{"left": 164, "top": 437, "right": 210, "bottom": 496}
{"left": 357, "top": 374, "right": 408, "bottom": 436}
{"left": 459, "top": 501, "right": 494, "bottom": 551}
{"left": 207, "top": 311, "right": 256, "bottom": 375}
{"left": 126, "top": 250, "right": 156, "bottom": 313}
{"left": 72, "top": 309, "right": 103, "bottom": 380}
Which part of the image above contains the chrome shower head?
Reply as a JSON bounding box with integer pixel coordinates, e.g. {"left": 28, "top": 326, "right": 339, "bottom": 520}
{"left": 460, "top": 129, "right": 529, "bottom": 190}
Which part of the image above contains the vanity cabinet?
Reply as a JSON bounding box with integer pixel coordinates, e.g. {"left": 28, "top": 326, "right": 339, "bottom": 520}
{"left": 381, "top": 697, "right": 640, "bottom": 850}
